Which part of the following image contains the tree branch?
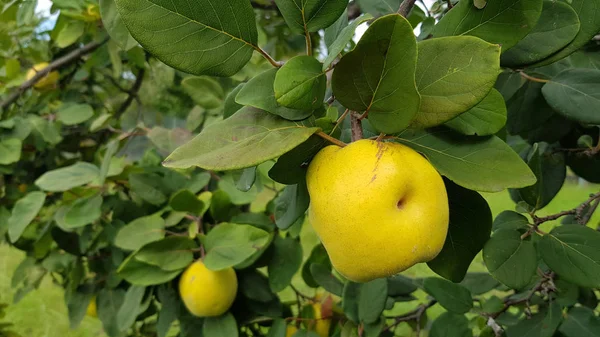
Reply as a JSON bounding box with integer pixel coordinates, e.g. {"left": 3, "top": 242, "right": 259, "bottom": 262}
{"left": 114, "top": 67, "right": 145, "bottom": 120}
{"left": 398, "top": 0, "right": 417, "bottom": 17}
{"left": 384, "top": 300, "right": 437, "bottom": 333}
{"left": 1, "top": 38, "right": 109, "bottom": 111}
{"left": 351, "top": 111, "right": 363, "bottom": 142}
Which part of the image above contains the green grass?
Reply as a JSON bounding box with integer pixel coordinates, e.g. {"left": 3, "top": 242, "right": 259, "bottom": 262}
{"left": 0, "top": 181, "right": 598, "bottom": 337}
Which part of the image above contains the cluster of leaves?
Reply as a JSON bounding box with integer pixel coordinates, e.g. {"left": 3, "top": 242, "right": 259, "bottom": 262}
{"left": 1, "top": 0, "right": 600, "bottom": 336}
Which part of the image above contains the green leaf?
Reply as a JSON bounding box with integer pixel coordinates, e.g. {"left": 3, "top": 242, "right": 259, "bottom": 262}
{"left": 97, "top": 289, "right": 126, "bottom": 337}
{"left": 322, "top": 14, "right": 373, "bottom": 69}
{"left": 232, "top": 167, "right": 256, "bottom": 192}
{"left": 164, "top": 107, "right": 319, "bottom": 170}
{"left": 63, "top": 194, "right": 103, "bottom": 229}
{"left": 0, "top": 138, "right": 22, "bottom": 165}
{"left": 129, "top": 173, "right": 167, "bottom": 205}
{"left": 66, "top": 286, "right": 94, "bottom": 329}
{"left": 156, "top": 286, "right": 178, "bottom": 337}
{"left": 35, "top": 162, "right": 99, "bottom": 192}
{"left": 395, "top": 129, "right": 537, "bottom": 192}
{"left": 324, "top": 8, "right": 348, "bottom": 47}
{"left": 134, "top": 237, "right": 196, "bottom": 271}
{"left": 342, "top": 282, "right": 361, "bottom": 322}
{"left": 114, "top": 0, "right": 258, "bottom": 76}
{"left": 423, "top": 278, "right": 473, "bottom": 314}
{"left": 274, "top": 56, "right": 326, "bottom": 111}
{"left": 99, "top": 0, "right": 137, "bottom": 50}
{"left": 182, "top": 77, "right": 224, "bottom": 109}
{"left": 506, "top": 302, "right": 562, "bottom": 337}
{"left": 8, "top": 191, "right": 46, "bottom": 243}
{"left": 223, "top": 84, "right": 245, "bottom": 119}
{"left": 492, "top": 211, "right": 530, "bottom": 232}
{"left": 433, "top": 0, "right": 543, "bottom": 51}
{"left": 269, "top": 136, "right": 325, "bottom": 185}
{"left": 533, "top": 0, "right": 600, "bottom": 67}
{"left": 274, "top": 0, "right": 348, "bottom": 34}
{"left": 57, "top": 104, "right": 94, "bottom": 125}
{"left": 116, "top": 286, "right": 146, "bottom": 332}
{"left": 430, "top": 312, "right": 473, "bottom": 337}
{"left": 358, "top": 278, "right": 388, "bottom": 324}
{"left": 542, "top": 69, "right": 600, "bottom": 124}
{"left": 268, "top": 236, "right": 303, "bottom": 292}
{"left": 56, "top": 21, "right": 85, "bottom": 48}
{"left": 118, "top": 257, "right": 181, "bottom": 286}
{"left": 501, "top": 1, "right": 580, "bottom": 67}
{"left": 29, "top": 115, "right": 62, "bottom": 144}
{"left": 332, "top": 14, "right": 420, "bottom": 134}
{"left": 169, "top": 190, "right": 204, "bottom": 215}
{"left": 302, "top": 244, "right": 331, "bottom": 288}
{"left": 387, "top": 275, "right": 417, "bottom": 296}
{"left": 203, "top": 313, "right": 238, "bottom": 337}
{"left": 236, "top": 68, "right": 313, "bottom": 121}
{"left": 539, "top": 225, "right": 600, "bottom": 288}
{"left": 515, "top": 143, "right": 566, "bottom": 209}
{"left": 114, "top": 215, "right": 165, "bottom": 251}
{"left": 444, "top": 89, "right": 507, "bottom": 136}
{"left": 507, "top": 81, "right": 554, "bottom": 134}
{"left": 274, "top": 181, "right": 310, "bottom": 230}
{"left": 266, "top": 318, "right": 286, "bottom": 337}
{"left": 99, "top": 140, "right": 119, "bottom": 185}
{"left": 411, "top": 36, "right": 501, "bottom": 128}
{"left": 310, "top": 264, "right": 344, "bottom": 296}
{"left": 427, "top": 179, "right": 492, "bottom": 282}
{"left": 483, "top": 229, "right": 537, "bottom": 289}
{"left": 559, "top": 306, "right": 600, "bottom": 337}
{"left": 357, "top": 0, "right": 401, "bottom": 16}
{"left": 203, "top": 223, "right": 270, "bottom": 270}
{"left": 218, "top": 174, "right": 258, "bottom": 205}
{"left": 147, "top": 127, "right": 193, "bottom": 154}
{"left": 460, "top": 273, "right": 500, "bottom": 295}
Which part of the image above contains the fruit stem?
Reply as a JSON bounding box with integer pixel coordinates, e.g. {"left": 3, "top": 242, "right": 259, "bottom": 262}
{"left": 519, "top": 71, "right": 549, "bottom": 83}
{"left": 316, "top": 131, "right": 347, "bottom": 147}
{"left": 350, "top": 111, "right": 363, "bottom": 142}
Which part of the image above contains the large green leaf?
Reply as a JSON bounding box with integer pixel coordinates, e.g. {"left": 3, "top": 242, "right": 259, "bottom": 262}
{"left": 163, "top": 107, "right": 319, "bottom": 170}
{"left": 358, "top": 278, "right": 388, "bottom": 324}
{"left": 99, "top": 0, "right": 137, "bottom": 50}
{"left": 542, "top": 69, "right": 600, "bottom": 124}
{"left": 506, "top": 302, "right": 562, "bottom": 337}
{"left": 274, "top": 0, "right": 348, "bottom": 34}
{"left": 506, "top": 81, "right": 554, "bottom": 134}
{"left": 423, "top": 278, "right": 473, "bottom": 314}
{"left": 273, "top": 181, "right": 310, "bottom": 230}
{"left": 268, "top": 136, "right": 325, "bottom": 184}
{"left": 268, "top": 236, "right": 303, "bottom": 292}
{"left": 8, "top": 191, "right": 46, "bottom": 243}
{"left": 182, "top": 77, "right": 224, "bottom": 109}
{"left": 515, "top": 143, "right": 565, "bottom": 210}
{"left": 118, "top": 256, "right": 181, "bottom": 286}
{"left": 203, "top": 313, "right": 238, "bottom": 337}
{"left": 116, "top": 286, "right": 146, "bottom": 332}
{"left": 56, "top": 104, "right": 94, "bottom": 125}
{"left": 35, "top": 162, "right": 99, "bottom": 192}
{"left": 129, "top": 173, "right": 167, "bottom": 205}
{"left": 114, "top": 0, "right": 258, "bottom": 76}
{"left": 538, "top": 225, "right": 600, "bottom": 288}
{"left": 411, "top": 36, "right": 501, "bottom": 128}
{"left": 63, "top": 194, "right": 103, "bottom": 229}
{"left": 203, "top": 223, "right": 270, "bottom": 270}
{"left": 235, "top": 69, "right": 312, "bottom": 121}
{"left": 559, "top": 306, "right": 600, "bottom": 337}
{"left": 394, "top": 129, "right": 536, "bottom": 192}
{"left": 274, "top": 56, "right": 326, "bottom": 111}
{"left": 430, "top": 312, "right": 473, "bottom": 337}
{"left": 433, "top": 0, "right": 543, "bottom": 51}
{"left": 134, "top": 237, "right": 196, "bottom": 271}
{"left": 444, "top": 89, "right": 507, "bottom": 136}
{"left": 332, "top": 14, "right": 420, "bottom": 134}
{"left": 501, "top": 1, "right": 580, "bottom": 67}
{"left": 483, "top": 229, "right": 537, "bottom": 289}
{"left": 322, "top": 14, "right": 373, "bottom": 69}
{"left": 97, "top": 289, "right": 126, "bottom": 337}
{"left": 0, "top": 138, "right": 22, "bottom": 165}
{"left": 427, "top": 180, "right": 492, "bottom": 282}
{"left": 533, "top": 0, "right": 600, "bottom": 67}
{"left": 492, "top": 211, "right": 530, "bottom": 232}
{"left": 114, "top": 215, "right": 165, "bottom": 251}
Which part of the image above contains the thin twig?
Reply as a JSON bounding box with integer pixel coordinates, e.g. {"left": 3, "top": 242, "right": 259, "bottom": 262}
{"left": 305, "top": 30, "right": 312, "bottom": 56}
{"left": 329, "top": 108, "right": 349, "bottom": 135}
{"left": 254, "top": 46, "right": 282, "bottom": 67}
{"left": 114, "top": 67, "right": 145, "bottom": 120}
{"left": 519, "top": 71, "right": 550, "bottom": 83}
{"left": 383, "top": 300, "right": 436, "bottom": 332}
{"left": 1, "top": 38, "right": 109, "bottom": 110}
{"left": 316, "top": 131, "right": 347, "bottom": 147}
